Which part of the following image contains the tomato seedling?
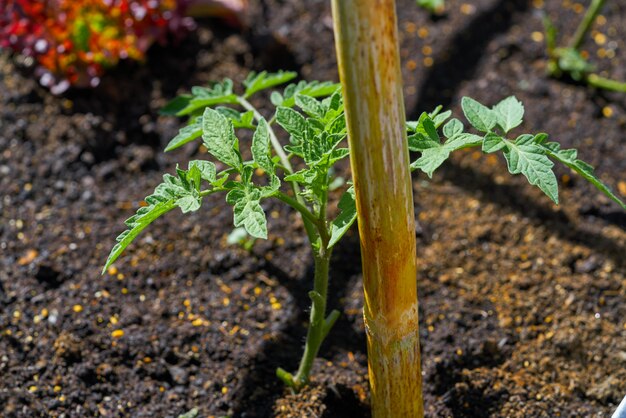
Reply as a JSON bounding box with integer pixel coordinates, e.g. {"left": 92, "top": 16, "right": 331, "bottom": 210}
{"left": 103, "top": 71, "right": 626, "bottom": 394}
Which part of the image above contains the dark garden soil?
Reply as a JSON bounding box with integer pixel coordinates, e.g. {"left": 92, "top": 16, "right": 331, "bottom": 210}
{"left": 1, "top": 0, "right": 626, "bottom": 417}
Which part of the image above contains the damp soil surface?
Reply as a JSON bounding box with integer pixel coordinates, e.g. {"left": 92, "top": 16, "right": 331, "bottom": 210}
{"left": 2, "top": 0, "right": 626, "bottom": 417}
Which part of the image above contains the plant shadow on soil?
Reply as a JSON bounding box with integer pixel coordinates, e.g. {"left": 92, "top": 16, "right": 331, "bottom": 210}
{"left": 411, "top": 0, "right": 531, "bottom": 115}
{"left": 437, "top": 163, "right": 626, "bottom": 266}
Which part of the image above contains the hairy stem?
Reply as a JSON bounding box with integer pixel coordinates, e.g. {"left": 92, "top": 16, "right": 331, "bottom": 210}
{"left": 569, "top": 0, "right": 606, "bottom": 51}
{"left": 291, "top": 249, "right": 332, "bottom": 388}
{"left": 274, "top": 191, "right": 320, "bottom": 229}
{"left": 198, "top": 187, "right": 226, "bottom": 197}
{"left": 238, "top": 97, "right": 293, "bottom": 172}
{"left": 274, "top": 190, "right": 335, "bottom": 390}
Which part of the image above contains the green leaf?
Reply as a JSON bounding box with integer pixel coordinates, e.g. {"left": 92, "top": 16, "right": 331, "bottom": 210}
{"left": 412, "top": 133, "right": 482, "bottom": 177}
{"left": 226, "top": 188, "right": 268, "bottom": 239}
{"left": 201, "top": 108, "right": 242, "bottom": 170}
{"left": 103, "top": 199, "right": 176, "bottom": 274}
{"left": 327, "top": 113, "right": 347, "bottom": 135}
{"left": 302, "top": 128, "right": 326, "bottom": 165}
{"left": 243, "top": 71, "right": 298, "bottom": 98}
{"left": 514, "top": 134, "right": 536, "bottom": 146}
{"left": 261, "top": 173, "right": 281, "bottom": 197}
{"left": 493, "top": 96, "right": 524, "bottom": 134}
{"left": 176, "top": 195, "right": 201, "bottom": 213}
{"left": 503, "top": 137, "right": 559, "bottom": 204}
{"left": 173, "top": 80, "right": 238, "bottom": 116}
{"left": 421, "top": 116, "right": 440, "bottom": 142}
{"left": 432, "top": 110, "right": 452, "bottom": 128}
{"left": 407, "top": 113, "right": 443, "bottom": 150}
{"left": 295, "top": 94, "right": 325, "bottom": 119}
{"left": 328, "top": 147, "right": 350, "bottom": 164}
{"left": 417, "top": 0, "right": 445, "bottom": 14}
{"left": 462, "top": 97, "right": 497, "bottom": 133}
{"left": 411, "top": 147, "right": 451, "bottom": 177}
{"left": 215, "top": 107, "right": 255, "bottom": 129}
{"left": 428, "top": 105, "right": 443, "bottom": 119}
{"left": 301, "top": 128, "right": 345, "bottom": 167}
{"left": 284, "top": 168, "right": 318, "bottom": 184}
{"left": 186, "top": 163, "right": 202, "bottom": 192}
{"left": 329, "top": 187, "right": 357, "bottom": 248}
{"left": 542, "top": 141, "right": 626, "bottom": 210}
{"left": 274, "top": 81, "right": 341, "bottom": 108}
{"left": 408, "top": 134, "right": 440, "bottom": 151}
{"left": 320, "top": 91, "right": 344, "bottom": 126}
{"left": 165, "top": 119, "right": 203, "bottom": 152}
{"left": 237, "top": 111, "right": 256, "bottom": 129}
{"left": 446, "top": 133, "right": 483, "bottom": 149}
{"left": 183, "top": 96, "right": 239, "bottom": 116}
{"left": 212, "top": 171, "right": 230, "bottom": 188}
{"left": 160, "top": 95, "right": 192, "bottom": 116}
{"left": 442, "top": 118, "right": 463, "bottom": 139}
{"left": 103, "top": 171, "right": 202, "bottom": 273}
{"left": 188, "top": 160, "right": 216, "bottom": 183}
{"left": 409, "top": 110, "right": 447, "bottom": 137}
{"left": 407, "top": 106, "right": 449, "bottom": 132}
{"left": 252, "top": 118, "right": 274, "bottom": 173}
{"left": 276, "top": 107, "right": 307, "bottom": 144}
{"left": 406, "top": 121, "right": 419, "bottom": 132}
{"left": 482, "top": 132, "right": 506, "bottom": 153}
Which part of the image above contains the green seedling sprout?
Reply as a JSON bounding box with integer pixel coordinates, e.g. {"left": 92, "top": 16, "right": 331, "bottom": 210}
{"left": 416, "top": 0, "right": 445, "bottom": 15}
{"left": 544, "top": 0, "right": 626, "bottom": 92}
{"left": 226, "top": 227, "right": 256, "bottom": 251}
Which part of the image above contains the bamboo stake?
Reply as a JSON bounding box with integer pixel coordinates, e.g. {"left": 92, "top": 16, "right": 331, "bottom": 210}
{"left": 331, "top": 0, "right": 424, "bottom": 416}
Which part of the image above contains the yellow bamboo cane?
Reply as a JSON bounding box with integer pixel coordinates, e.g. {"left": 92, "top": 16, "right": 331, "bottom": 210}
{"left": 331, "top": 0, "right": 424, "bottom": 416}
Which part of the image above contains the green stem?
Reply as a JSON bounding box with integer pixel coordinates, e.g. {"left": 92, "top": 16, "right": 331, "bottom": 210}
{"left": 274, "top": 191, "right": 320, "bottom": 229}
{"left": 586, "top": 73, "right": 626, "bottom": 92}
{"left": 569, "top": 0, "right": 606, "bottom": 51}
{"left": 199, "top": 187, "right": 226, "bottom": 197}
{"left": 322, "top": 309, "right": 341, "bottom": 339}
{"left": 273, "top": 194, "right": 335, "bottom": 390}
{"left": 291, "top": 249, "right": 332, "bottom": 389}
{"left": 238, "top": 97, "right": 293, "bottom": 173}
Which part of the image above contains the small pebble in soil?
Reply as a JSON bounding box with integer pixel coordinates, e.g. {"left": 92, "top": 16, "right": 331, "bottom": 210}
{"left": 111, "top": 329, "right": 124, "bottom": 338}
